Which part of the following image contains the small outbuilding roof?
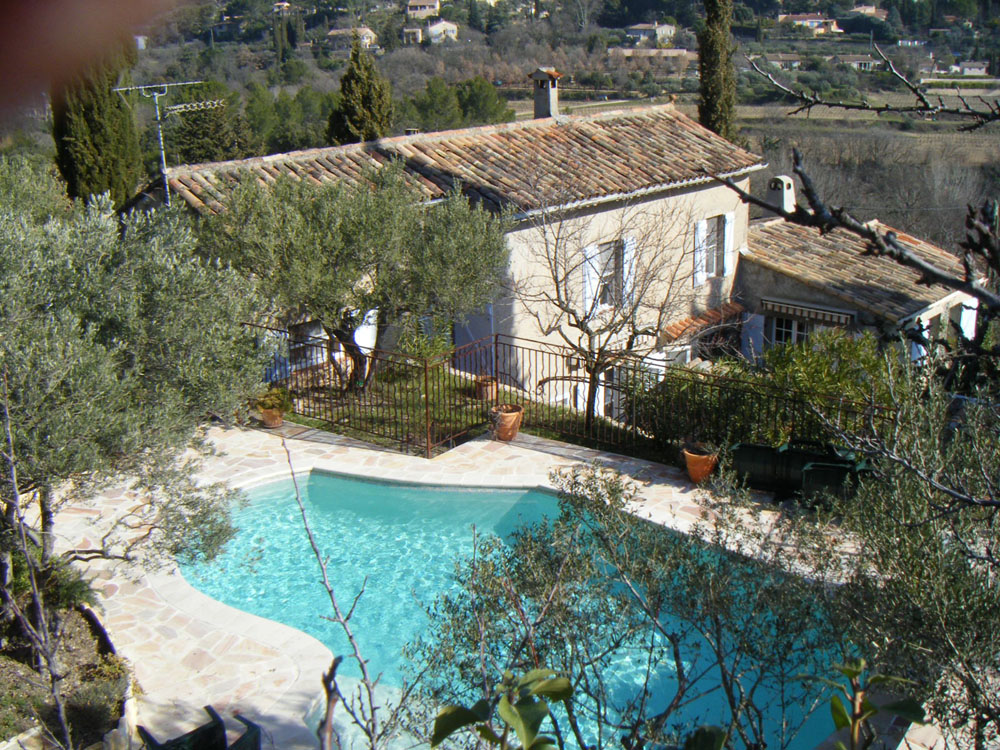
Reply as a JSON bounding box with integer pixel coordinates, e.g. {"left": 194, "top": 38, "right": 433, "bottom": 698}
{"left": 746, "top": 219, "right": 966, "bottom": 324}
{"left": 164, "top": 103, "right": 764, "bottom": 216}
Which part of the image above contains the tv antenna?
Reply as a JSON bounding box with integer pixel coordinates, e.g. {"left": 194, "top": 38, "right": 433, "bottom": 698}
{"left": 113, "top": 81, "right": 225, "bottom": 206}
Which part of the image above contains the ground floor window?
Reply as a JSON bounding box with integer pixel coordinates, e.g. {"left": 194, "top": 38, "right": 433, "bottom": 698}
{"left": 767, "top": 316, "right": 812, "bottom": 347}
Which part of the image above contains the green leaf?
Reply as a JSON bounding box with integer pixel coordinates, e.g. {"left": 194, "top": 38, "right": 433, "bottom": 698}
{"left": 517, "top": 669, "right": 559, "bottom": 688}
{"left": 859, "top": 696, "right": 879, "bottom": 722}
{"left": 529, "top": 677, "right": 573, "bottom": 702}
{"left": 834, "top": 660, "right": 865, "bottom": 680}
{"left": 432, "top": 705, "right": 485, "bottom": 747}
{"left": 682, "top": 726, "right": 727, "bottom": 750}
{"left": 797, "top": 674, "right": 851, "bottom": 694}
{"left": 470, "top": 698, "right": 492, "bottom": 721}
{"left": 834, "top": 742, "right": 848, "bottom": 750}
{"left": 498, "top": 696, "right": 523, "bottom": 743}
{"left": 867, "top": 674, "right": 917, "bottom": 688}
{"left": 880, "top": 698, "right": 925, "bottom": 724}
{"left": 830, "top": 695, "right": 851, "bottom": 731}
{"left": 499, "top": 696, "right": 549, "bottom": 750}
{"left": 476, "top": 725, "right": 503, "bottom": 745}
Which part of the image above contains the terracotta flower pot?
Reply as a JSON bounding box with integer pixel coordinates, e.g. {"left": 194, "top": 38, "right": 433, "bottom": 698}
{"left": 260, "top": 408, "right": 284, "bottom": 428}
{"left": 682, "top": 445, "right": 718, "bottom": 483}
{"left": 490, "top": 403, "right": 523, "bottom": 441}
{"left": 475, "top": 375, "right": 498, "bottom": 401}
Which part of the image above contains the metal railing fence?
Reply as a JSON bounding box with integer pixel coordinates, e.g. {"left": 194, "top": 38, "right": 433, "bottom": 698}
{"left": 249, "top": 325, "right": 887, "bottom": 460}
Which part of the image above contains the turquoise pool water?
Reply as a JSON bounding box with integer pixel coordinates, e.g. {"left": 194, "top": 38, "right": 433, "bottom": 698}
{"left": 181, "top": 473, "right": 557, "bottom": 681}
{"left": 180, "top": 472, "right": 831, "bottom": 749}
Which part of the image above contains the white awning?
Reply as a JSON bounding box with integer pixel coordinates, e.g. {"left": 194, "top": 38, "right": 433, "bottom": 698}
{"left": 760, "top": 299, "right": 853, "bottom": 326}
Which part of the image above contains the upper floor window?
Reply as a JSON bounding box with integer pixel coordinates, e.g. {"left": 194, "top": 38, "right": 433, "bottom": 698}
{"left": 596, "top": 239, "right": 624, "bottom": 307}
{"left": 703, "top": 215, "right": 725, "bottom": 278}
{"left": 583, "top": 236, "right": 636, "bottom": 312}
{"left": 694, "top": 213, "right": 733, "bottom": 286}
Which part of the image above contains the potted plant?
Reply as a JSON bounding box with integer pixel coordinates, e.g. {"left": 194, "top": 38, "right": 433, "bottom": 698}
{"left": 475, "top": 374, "right": 498, "bottom": 401}
{"left": 255, "top": 386, "right": 292, "bottom": 428}
{"left": 682, "top": 441, "right": 718, "bottom": 484}
{"left": 489, "top": 403, "right": 524, "bottom": 441}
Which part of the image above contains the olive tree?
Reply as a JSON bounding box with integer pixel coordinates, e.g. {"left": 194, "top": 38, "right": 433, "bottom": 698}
{"left": 0, "top": 156, "right": 269, "bottom": 746}
{"left": 199, "top": 164, "right": 509, "bottom": 386}
{"left": 408, "top": 466, "right": 846, "bottom": 750}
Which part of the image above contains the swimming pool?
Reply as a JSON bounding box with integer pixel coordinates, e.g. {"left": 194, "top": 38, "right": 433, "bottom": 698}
{"left": 180, "top": 472, "right": 557, "bottom": 682}
{"left": 180, "top": 472, "right": 831, "bottom": 749}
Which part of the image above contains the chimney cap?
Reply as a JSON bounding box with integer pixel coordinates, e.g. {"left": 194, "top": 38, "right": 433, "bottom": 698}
{"left": 528, "top": 67, "right": 563, "bottom": 81}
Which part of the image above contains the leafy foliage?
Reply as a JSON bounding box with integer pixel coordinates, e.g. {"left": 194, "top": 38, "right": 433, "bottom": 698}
{"left": 164, "top": 81, "right": 260, "bottom": 165}
{"left": 828, "top": 357, "right": 1000, "bottom": 744}
{"left": 698, "top": 0, "right": 738, "bottom": 142}
{"left": 50, "top": 41, "right": 143, "bottom": 208}
{"left": 397, "top": 76, "right": 515, "bottom": 134}
{"left": 198, "top": 163, "right": 509, "bottom": 371}
{"left": 327, "top": 38, "right": 393, "bottom": 145}
{"left": 0, "top": 157, "right": 268, "bottom": 566}
{"left": 432, "top": 669, "right": 573, "bottom": 750}
{"left": 410, "top": 466, "right": 843, "bottom": 750}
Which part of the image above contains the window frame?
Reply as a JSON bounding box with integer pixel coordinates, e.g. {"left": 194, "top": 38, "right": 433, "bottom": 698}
{"left": 767, "top": 315, "right": 812, "bottom": 347}
{"left": 702, "top": 215, "right": 726, "bottom": 279}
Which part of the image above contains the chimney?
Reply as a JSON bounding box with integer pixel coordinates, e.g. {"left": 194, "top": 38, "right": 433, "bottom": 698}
{"left": 529, "top": 67, "right": 561, "bottom": 119}
{"left": 764, "top": 175, "right": 796, "bottom": 217}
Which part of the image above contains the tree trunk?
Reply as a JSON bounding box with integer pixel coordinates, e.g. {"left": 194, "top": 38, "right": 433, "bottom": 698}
{"left": 361, "top": 309, "right": 389, "bottom": 389}
{"left": 39, "top": 485, "right": 54, "bottom": 564}
{"left": 584, "top": 368, "right": 601, "bottom": 434}
{"left": 328, "top": 326, "right": 367, "bottom": 392}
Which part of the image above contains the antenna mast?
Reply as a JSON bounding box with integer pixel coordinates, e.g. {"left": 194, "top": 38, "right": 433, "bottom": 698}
{"left": 113, "top": 81, "right": 224, "bottom": 207}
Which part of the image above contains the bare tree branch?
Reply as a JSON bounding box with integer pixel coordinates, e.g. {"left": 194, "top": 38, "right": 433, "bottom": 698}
{"left": 746, "top": 47, "right": 1000, "bottom": 131}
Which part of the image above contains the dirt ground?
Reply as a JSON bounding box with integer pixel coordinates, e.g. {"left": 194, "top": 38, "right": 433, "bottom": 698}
{"left": 0, "top": 609, "right": 127, "bottom": 747}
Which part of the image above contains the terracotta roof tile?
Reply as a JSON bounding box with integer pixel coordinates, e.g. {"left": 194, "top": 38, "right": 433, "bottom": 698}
{"left": 164, "top": 104, "right": 763, "bottom": 215}
{"left": 661, "top": 302, "right": 745, "bottom": 343}
{"left": 746, "top": 219, "right": 964, "bottom": 324}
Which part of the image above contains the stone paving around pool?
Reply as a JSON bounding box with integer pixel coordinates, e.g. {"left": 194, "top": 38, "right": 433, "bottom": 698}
{"left": 55, "top": 424, "right": 706, "bottom": 750}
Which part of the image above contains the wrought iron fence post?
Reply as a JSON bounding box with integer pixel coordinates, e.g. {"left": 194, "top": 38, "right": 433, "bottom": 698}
{"left": 492, "top": 333, "right": 499, "bottom": 400}
{"left": 424, "top": 356, "right": 432, "bottom": 459}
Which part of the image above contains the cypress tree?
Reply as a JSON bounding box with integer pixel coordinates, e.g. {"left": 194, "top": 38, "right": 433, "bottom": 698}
{"left": 326, "top": 37, "right": 393, "bottom": 145}
{"left": 697, "top": 0, "right": 738, "bottom": 142}
{"left": 468, "top": 0, "right": 484, "bottom": 32}
{"left": 51, "top": 42, "right": 142, "bottom": 208}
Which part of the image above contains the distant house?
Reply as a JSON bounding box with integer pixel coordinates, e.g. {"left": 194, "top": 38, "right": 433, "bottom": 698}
{"left": 624, "top": 23, "right": 676, "bottom": 45}
{"left": 897, "top": 39, "right": 927, "bottom": 47}
{"left": 762, "top": 52, "right": 802, "bottom": 70}
{"left": 402, "top": 27, "right": 423, "bottom": 44}
{"left": 326, "top": 26, "right": 378, "bottom": 49}
{"left": 778, "top": 13, "right": 844, "bottom": 34}
{"left": 272, "top": 1, "right": 292, "bottom": 14}
{"left": 833, "top": 54, "right": 880, "bottom": 71}
{"left": 425, "top": 18, "right": 458, "bottom": 43}
{"left": 608, "top": 48, "right": 696, "bottom": 70}
{"left": 958, "top": 60, "right": 989, "bottom": 75}
{"left": 849, "top": 4, "right": 889, "bottom": 21}
{"left": 406, "top": 0, "right": 439, "bottom": 19}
